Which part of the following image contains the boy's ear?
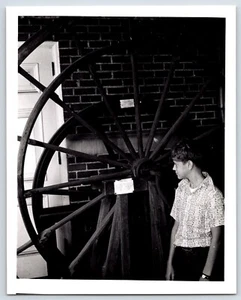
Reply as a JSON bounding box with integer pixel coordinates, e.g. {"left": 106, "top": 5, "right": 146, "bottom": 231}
{"left": 187, "top": 160, "right": 194, "bottom": 170}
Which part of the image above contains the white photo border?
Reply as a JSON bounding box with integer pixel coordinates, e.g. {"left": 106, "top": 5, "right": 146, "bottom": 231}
{"left": 6, "top": 5, "right": 237, "bottom": 295}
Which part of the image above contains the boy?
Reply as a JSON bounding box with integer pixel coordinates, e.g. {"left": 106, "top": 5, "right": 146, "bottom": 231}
{"left": 166, "top": 140, "right": 224, "bottom": 281}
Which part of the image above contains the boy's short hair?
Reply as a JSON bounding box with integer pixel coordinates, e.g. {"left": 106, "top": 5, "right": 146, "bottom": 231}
{"left": 171, "top": 139, "right": 203, "bottom": 168}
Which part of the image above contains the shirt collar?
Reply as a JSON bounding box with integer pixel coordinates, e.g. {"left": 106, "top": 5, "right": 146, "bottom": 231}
{"left": 178, "top": 172, "right": 214, "bottom": 190}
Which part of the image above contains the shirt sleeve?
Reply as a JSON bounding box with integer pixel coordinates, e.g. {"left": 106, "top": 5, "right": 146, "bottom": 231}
{"left": 170, "top": 188, "right": 180, "bottom": 221}
{"left": 208, "top": 189, "right": 225, "bottom": 228}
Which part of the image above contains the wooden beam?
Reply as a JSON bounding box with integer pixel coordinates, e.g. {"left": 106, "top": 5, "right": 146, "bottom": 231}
{"left": 148, "top": 180, "right": 165, "bottom": 279}
{"left": 69, "top": 205, "right": 115, "bottom": 276}
{"left": 102, "top": 200, "right": 120, "bottom": 278}
{"left": 117, "top": 194, "right": 131, "bottom": 278}
{"left": 90, "top": 196, "right": 112, "bottom": 276}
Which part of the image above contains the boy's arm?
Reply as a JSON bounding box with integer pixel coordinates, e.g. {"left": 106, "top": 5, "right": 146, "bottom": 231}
{"left": 166, "top": 220, "right": 179, "bottom": 280}
{"left": 200, "top": 225, "right": 224, "bottom": 280}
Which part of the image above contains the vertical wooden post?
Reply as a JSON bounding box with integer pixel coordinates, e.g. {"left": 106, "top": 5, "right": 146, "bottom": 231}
{"left": 90, "top": 196, "right": 111, "bottom": 276}
{"left": 148, "top": 180, "right": 165, "bottom": 279}
{"left": 102, "top": 201, "right": 120, "bottom": 278}
{"left": 117, "top": 194, "right": 131, "bottom": 278}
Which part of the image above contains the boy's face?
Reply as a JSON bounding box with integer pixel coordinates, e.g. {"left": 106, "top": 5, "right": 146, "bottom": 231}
{"left": 172, "top": 159, "right": 190, "bottom": 180}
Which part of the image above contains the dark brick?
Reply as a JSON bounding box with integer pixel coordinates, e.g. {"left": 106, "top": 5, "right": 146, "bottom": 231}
{"left": 88, "top": 41, "right": 111, "bottom": 48}
{"left": 155, "top": 70, "right": 169, "bottom": 78}
{"left": 107, "top": 87, "right": 128, "bottom": 94}
{"left": 63, "top": 80, "right": 78, "bottom": 88}
{"left": 193, "top": 70, "right": 205, "bottom": 77}
{"left": 204, "top": 104, "right": 218, "bottom": 111}
{"left": 77, "top": 33, "right": 100, "bottom": 40}
{"left": 123, "top": 78, "right": 144, "bottom": 86}
{"left": 81, "top": 95, "right": 102, "bottom": 102}
{"left": 68, "top": 156, "right": 76, "bottom": 164}
{"left": 183, "top": 62, "right": 194, "bottom": 69}
{"left": 201, "top": 119, "right": 219, "bottom": 126}
{"left": 196, "top": 97, "right": 214, "bottom": 105}
{"left": 87, "top": 162, "right": 108, "bottom": 170}
{"left": 175, "top": 70, "right": 194, "bottom": 77}
{"left": 64, "top": 96, "right": 80, "bottom": 103}
{"left": 59, "top": 48, "right": 78, "bottom": 56}
{"left": 60, "top": 57, "right": 71, "bottom": 64}
{"left": 101, "top": 32, "right": 122, "bottom": 40}
{"left": 188, "top": 84, "right": 201, "bottom": 92}
{"left": 154, "top": 55, "right": 172, "bottom": 63}
{"left": 70, "top": 103, "right": 90, "bottom": 112}
{"left": 170, "top": 78, "right": 184, "bottom": 85}
{"left": 62, "top": 88, "right": 74, "bottom": 96}
{"left": 74, "top": 25, "right": 88, "bottom": 33}
{"left": 77, "top": 80, "right": 95, "bottom": 87}
{"left": 138, "top": 55, "right": 153, "bottom": 63}
{"left": 113, "top": 71, "right": 132, "bottom": 79}
{"left": 74, "top": 87, "right": 96, "bottom": 95}
{"left": 69, "top": 172, "right": 77, "bottom": 179}
{"left": 142, "top": 63, "right": 164, "bottom": 71}
{"left": 185, "top": 77, "right": 204, "bottom": 84}
{"left": 170, "top": 85, "right": 187, "bottom": 92}
{"left": 196, "top": 112, "right": 215, "bottom": 119}
{"left": 140, "top": 86, "right": 160, "bottom": 94}
{"left": 102, "top": 79, "right": 123, "bottom": 86}
{"left": 73, "top": 72, "right": 91, "bottom": 80}
{"left": 69, "top": 163, "right": 87, "bottom": 171}
{"left": 166, "top": 91, "right": 185, "bottom": 98}
{"left": 70, "top": 40, "right": 88, "bottom": 50}
{"left": 142, "top": 122, "right": 153, "bottom": 130}
{"left": 101, "top": 64, "right": 122, "bottom": 71}
{"left": 95, "top": 71, "right": 112, "bottom": 79}
{"left": 88, "top": 26, "right": 109, "bottom": 33}
{"left": 96, "top": 56, "right": 112, "bottom": 64}
{"left": 112, "top": 55, "right": 130, "bottom": 63}
{"left": 18, "top": 25, "right": 41, "bottom": 33}
{"left": 77, "top": 170, "right": 98, "bottom": 178}
{"left": 122, "top": 64, "right": 132, "bottom": 71}
{"left": 109, "top": 26, "right": 126, "bottom": 33}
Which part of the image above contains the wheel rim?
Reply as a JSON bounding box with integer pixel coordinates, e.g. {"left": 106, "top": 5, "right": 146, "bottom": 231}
{"left": 17, "top": 27, "right": 223, "bottom": 279}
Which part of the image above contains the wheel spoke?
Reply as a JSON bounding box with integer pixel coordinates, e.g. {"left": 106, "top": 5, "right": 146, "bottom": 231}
{"left": 24, "top": 169, "right": 132, "bottom": 198}
{"left": 145, "top": 59, "right": 177, "bottom": 157}
{"left": 72, "top": 36, "right": 137, "bottom": 159}
{"left": 193, "top": 124, "right": 223, "bottom": 141}
{"left": 69, "top": 204, "right": 115, "bottom": 276}
{"left": 129, "top": 52, "right": 144, "bottom": 158}
{"left": 156, "top": 125, "right": 223, "bottom": 162}
{"left": 17, "top": 135, "right": 129, "bottom": 169}
{"left": 150, "top": 79, "right": 211, "bottom": 160}
{"left": 39, "top": 193, "right": 105, "bottom": 245}
{"left": 18, "top": 66, "right": 132, "bottom": 162}
{"left": 17, "top": 239, "right": 33, "bottom": 255}
{"left": 88, "top": 64, "right": 138, "bottom": 159}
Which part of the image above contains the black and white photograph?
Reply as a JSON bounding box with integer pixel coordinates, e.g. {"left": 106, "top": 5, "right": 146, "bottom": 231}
{"left": 6, "top": 5, "right": 236, "bottom": 295}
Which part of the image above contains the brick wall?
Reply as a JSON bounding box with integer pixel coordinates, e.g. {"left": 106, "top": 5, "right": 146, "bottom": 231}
{"left": 18, "top": 16, "right": 225, "bottom": 200}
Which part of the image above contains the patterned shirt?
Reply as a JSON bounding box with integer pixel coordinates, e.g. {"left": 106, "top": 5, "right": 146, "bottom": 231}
{"left": 170, "top": 172, "right": 224, "bottom": 248}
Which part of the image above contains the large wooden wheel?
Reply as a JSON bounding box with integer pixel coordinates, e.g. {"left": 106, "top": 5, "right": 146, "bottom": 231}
{"left": 17, "top": 21, "right": 224, "bottom": 279}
